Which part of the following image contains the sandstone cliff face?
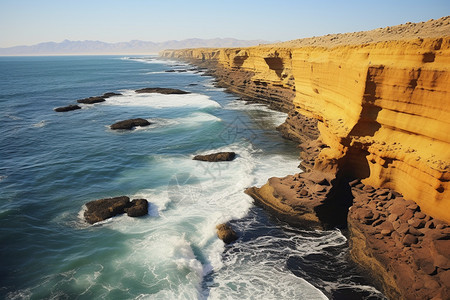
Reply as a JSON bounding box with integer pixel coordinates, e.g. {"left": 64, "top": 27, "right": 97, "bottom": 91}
{"left": 161, "top": 38, "right": 450, "bottom": 223}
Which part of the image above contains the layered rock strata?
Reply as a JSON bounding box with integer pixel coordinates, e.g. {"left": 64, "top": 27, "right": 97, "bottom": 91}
{"left": 160, "top": 19, "right": 450, "bottom": 299}
{"left": 161, "top": 37, "right": 450, "bottom": 223}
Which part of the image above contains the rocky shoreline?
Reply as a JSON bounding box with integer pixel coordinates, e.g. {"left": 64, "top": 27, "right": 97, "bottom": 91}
{"left": 160, "top": 38, "right": 450, "bottom": 298}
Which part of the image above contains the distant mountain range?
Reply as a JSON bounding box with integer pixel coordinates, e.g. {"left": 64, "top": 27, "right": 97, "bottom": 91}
{"left": 0, "top": 38, "right": 271, "bottom": 56}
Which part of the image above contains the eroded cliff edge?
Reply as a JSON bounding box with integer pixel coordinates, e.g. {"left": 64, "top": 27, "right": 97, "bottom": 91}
{"left": 160, "top": 20, "right": 450, "bottom": 299}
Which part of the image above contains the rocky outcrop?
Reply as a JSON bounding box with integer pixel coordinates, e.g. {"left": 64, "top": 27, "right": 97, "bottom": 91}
{"left": 54, "top": 104, "right": 81, "bottom": 112}
{"left": 110, "top": 118, "right": 151, "bottom": 130}
{"left": 84, "top": 196, "right": 149, "bottom": 224}
{"left": 124, "top": 199, "right": 148, "bottom": 217}
{"left": 160, "top": 18, "right": 450, "bottom": 299}
{"left": 193, "top": 152, "right": 236, "bottom": 162}
{"left": 348, "top": 181, "right": 449, "bottom": 300}
{"left": 76, "top": 92, "right": 121, "bottom": 104}
{"left": 135, "top": 87, "right": 190, "bottom": 94}
{"left": 102, "top": 92, "right": 122, "bottom": 98}
{"left": 216, "top": 223, "right": 238, "bottom": 244}
{"left": 77, "top": 96, "right": 106, "bottom": 104}
{"left": 84, "top": 196, "right": 131, "bottom": 224}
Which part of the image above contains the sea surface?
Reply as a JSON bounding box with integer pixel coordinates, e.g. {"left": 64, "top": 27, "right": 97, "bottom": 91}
{"left": 0, "top": 56, "right": 385, "bottom": 299}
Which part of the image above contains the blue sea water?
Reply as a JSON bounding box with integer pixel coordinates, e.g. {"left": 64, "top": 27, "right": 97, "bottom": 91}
{"left": 0, "top": 56, "right": 385, "bottom": 299}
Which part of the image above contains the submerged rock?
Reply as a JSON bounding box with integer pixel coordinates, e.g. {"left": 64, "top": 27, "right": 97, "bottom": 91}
{"left": 84, "top": 196, "right": 131, "bottom": 224}
{"left": 110, "top": 118, "right": 151, "bottom": 130}
{"left": 193, "top": 152, "right": 236, "bottom": 162}
{"left": 77, "top": 96, "right": 106, "bottom": 104}
{"left": 54, "top": 104, "right": 81, "bottom": 112}
{"left": 135, "top": 87, "right": 190, "bottom": 94}
{"left": 216, "top": 223, "right": 238, "bottom": 244}
{"left": 125, "top": 199, "right": 148, "bottom": 217}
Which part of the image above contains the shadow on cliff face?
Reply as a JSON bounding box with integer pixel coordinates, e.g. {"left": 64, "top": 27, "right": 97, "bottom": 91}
{"left": 348, "top": 67, "right": 384, "bottom": 137}
{"left": 314, "top": 148, "right": 371, "bottom": 230}
{"left": 264, "top": 57, "right": 284, "bottom": 78}
{"left": 314, "top": 176, "right": 354, "bottom": 230}
{"left": 315, "top": 67, "right": 387, "bottom": 229}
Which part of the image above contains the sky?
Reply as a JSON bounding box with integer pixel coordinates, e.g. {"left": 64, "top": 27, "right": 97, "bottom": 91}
{"left": 0, "top": 0, "right": 449, "bottom": 48}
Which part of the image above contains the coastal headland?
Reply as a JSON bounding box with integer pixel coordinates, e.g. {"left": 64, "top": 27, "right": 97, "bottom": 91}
{"left": 160, "top": 17, "right": 450, "bottom": 299}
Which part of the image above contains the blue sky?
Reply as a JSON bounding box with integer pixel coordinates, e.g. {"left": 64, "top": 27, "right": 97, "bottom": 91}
{"left": 0, "top": 0, "right": 449, "bottom": 47}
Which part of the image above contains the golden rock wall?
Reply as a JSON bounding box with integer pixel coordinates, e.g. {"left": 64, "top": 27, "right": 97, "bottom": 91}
{"left": 160, "top": 37, "right": 450, "bottom": 222}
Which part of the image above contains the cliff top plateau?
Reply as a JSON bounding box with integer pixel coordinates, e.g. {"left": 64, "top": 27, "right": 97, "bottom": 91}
{"left": 267, "top": 16, "right": 450, "bottom": 48}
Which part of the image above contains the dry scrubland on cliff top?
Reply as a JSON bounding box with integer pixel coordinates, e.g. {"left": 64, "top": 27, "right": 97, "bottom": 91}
{"left": 269, "top": 16, "right": 450, "bottom": 48}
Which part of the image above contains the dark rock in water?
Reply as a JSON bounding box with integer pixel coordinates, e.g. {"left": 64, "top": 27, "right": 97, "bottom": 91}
{"left": 175, "top": 69, "right": 187, "bottom": 72}
{"left": 84, "top": 196, "right": 130, "bottom": 224}
{"left": 77, "top": 96, "right": 106, "bottom": 104}
{"left": 165, "top": 70, "right": 176, "bottom": 73}
{"left": 125, "top": 199, "right": 148, "bottom": 217}
{"left": 54, "top": 104, "right": 81, "bottom": 112}
{"left": 102, "top": 92, "right": 122, "bottom": 98}
{"left": 216, "top": 223, "right": 238, "bottom": 244}
{"left": 110, "top": 118, "right": 151, "bottom": 130}
{"left": 193, "top": 152, "right": 236, "bottom": 162}
{"left": 188, "top": 83, "right": 198, "bottom": 86}
{"left": 135, "top": 87, "right": 190, "bottom": 94}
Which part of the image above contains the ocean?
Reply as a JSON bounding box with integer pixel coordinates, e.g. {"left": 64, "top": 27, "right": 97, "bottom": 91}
{"left": 0, "top": 56, "right": 385, "bottom": 299}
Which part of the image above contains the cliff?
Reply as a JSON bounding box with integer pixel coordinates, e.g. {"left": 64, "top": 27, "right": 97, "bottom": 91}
{"left": 160, "top": 17, "right": 450, "bottom": 299}
{"left": 162, "top": 38, "right": 450, "bottom": 223}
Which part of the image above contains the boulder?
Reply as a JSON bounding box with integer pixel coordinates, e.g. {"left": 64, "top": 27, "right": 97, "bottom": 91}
{"left": 193, "top": 152, "right": 236, "bottom": 162}
{"left": 135, "top": 87, "right": 190, "bottom": 94}
{"left": 216, "top": 223, "right": 238, "bottom": 244}
{"left": 125, "top": 199, "right": 148, "bottom": 217}
{"left": 54, "top": 104, "right": 81, "bottom": 112}
{"left": 110, "top": 118, "right": 151, "bottom": 130}
{"left": 77, "top": 96, "right": 106, "bottom": 104}
{"left": 84, "top": 196, "right": 131, "bottom": 224}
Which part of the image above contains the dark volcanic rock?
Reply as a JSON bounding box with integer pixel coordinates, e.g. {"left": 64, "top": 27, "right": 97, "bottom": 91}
{"left": 216, "top": 223, "right": 238, "bottom": 244}
{"left": 110, "top": 118, "right": 151, "bottom": 130}
{"left": 193, "top": 152, "right": 236, "bottom": 162}
{"left": 102, "top": 92, "right": 122, "bottom": 98}
{"left": 84, "top": 196, "right": 131, "bottom": 224}
{"left": 77, "top": 96, "right": 106, "bottom": 104}
{"left": 54, "top": 104, "right": 81, "bottom": 112}
{"left": 135, "top": 87, "right": 190, "bottom": 94}
{"left": 125, "top": 199, "right": 148, "bottom": 217}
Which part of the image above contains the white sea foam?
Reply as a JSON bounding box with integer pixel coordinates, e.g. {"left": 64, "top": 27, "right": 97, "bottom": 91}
{"left": 121, "top": 56, "right": 188, "bottom": 67}
{"left": 144, "top": 71, "right": 167, "bottom": 75}
{"left": 100, "top": 138, "right": 306, "bottom": 295}
{"left": 104, "top": 90, "right": 221, "bottom": 109}
{"left": 32, "top": 120, "right": 47, "bottom": 128}
{"left": 208, "top": 268, "right": 328, "bottom": 300}
{"left": 226, "top": 99, "right": 288, "bottom": 127}
{"left": 6, "top": 114, "right": 23, "bottom": 120}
